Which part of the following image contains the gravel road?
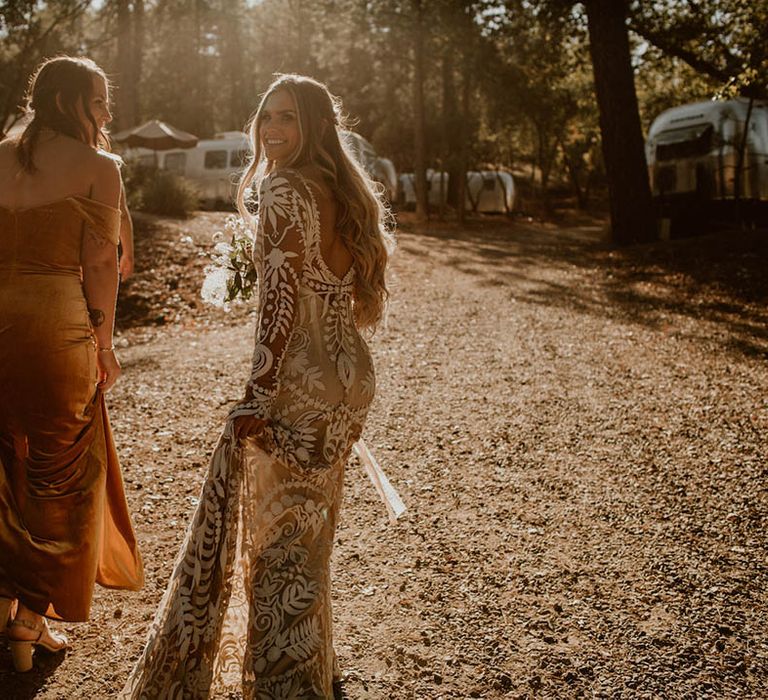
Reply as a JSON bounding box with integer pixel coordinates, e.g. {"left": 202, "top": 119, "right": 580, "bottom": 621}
{"left": 2, "top": 213, "right": 766, "bottom": 699}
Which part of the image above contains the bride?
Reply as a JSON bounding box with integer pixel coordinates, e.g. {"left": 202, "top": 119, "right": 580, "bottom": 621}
{"left": 121, "top": 74, "right": 394, "bottom": 698}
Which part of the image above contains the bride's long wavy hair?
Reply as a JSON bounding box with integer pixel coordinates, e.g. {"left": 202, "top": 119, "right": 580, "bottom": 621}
{"left": 237, "top": 74, "right": 395, "bottom": 331}
{"left": 15, "top": 56, "right": 110, "bottom": 172}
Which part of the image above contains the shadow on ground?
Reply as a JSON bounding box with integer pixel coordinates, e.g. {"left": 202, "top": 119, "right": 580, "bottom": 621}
{"left": 398, "top": 211, "right": 768, "bottom": 359}
{"left": 0, "top": 647, "right": 66, "bottom": 698}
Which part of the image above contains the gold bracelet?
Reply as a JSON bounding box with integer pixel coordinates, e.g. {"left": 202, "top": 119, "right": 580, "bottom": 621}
{"left": 98, "top": 345, "right": 115, "bottom": 352}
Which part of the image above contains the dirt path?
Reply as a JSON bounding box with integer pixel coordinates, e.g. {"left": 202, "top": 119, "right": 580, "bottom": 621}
{"left": 2, "top": 214, "right": 767, "bottom": 699}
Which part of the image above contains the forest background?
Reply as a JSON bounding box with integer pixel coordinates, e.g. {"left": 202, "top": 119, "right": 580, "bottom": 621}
{"left": 1, "top": 0, "right": 766, "bottom": 243}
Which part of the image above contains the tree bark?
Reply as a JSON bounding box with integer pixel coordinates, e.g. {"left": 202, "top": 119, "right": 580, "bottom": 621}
{"left": 585, "top": 0, "right": 656, "bottom": 244}
{"left": 192, "top": 0, "right": 212, "bottom": 136}
{"left": 115, "top": 0, "right": 135, "bottom": 129}
{"left": 221, "top": 0, "right": 244, "bottom": 128}
{"left": 412, "top": 0, "right": 428, "bottom": 222}
{"left": 457, "top": 52, "right": 471, "bottom": 225}
{"left": 132, "top": 0, "right": 145, "bottom": 123}
{"left": 441, "top": 49, "right": 462, "bottom": 211}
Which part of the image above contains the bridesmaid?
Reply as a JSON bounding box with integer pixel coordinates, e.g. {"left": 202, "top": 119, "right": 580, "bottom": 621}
{"left": 0, "top": 56, "right": 143, "bottom": 672}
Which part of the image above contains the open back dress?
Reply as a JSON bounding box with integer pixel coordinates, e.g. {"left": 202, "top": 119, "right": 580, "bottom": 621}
{"left": 121, "top": 170, "right": 376, "bottom": 698}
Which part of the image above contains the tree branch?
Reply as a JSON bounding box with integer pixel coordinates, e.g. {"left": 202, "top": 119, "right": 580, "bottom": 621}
{"left": 629, "top": 17, "right": 767, "bottom": 99}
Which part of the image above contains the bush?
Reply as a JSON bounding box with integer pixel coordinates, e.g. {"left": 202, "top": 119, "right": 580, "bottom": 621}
{"left": 123, "top": 164, "right": 199, "bottom": 218}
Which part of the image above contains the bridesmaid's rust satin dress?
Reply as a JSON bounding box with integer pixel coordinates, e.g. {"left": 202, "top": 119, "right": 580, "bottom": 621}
{"left": 0, "top": 196, "right": 143, "bottom": 622}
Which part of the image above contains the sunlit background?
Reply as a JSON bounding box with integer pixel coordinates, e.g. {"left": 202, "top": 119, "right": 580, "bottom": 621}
{"left": 1, "top": 1, "right": 766, "bottom": 234}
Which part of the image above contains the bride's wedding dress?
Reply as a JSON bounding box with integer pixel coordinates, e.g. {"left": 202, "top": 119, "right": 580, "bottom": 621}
{"left": 121, "top": 170, "right": 379, "bottom": 699}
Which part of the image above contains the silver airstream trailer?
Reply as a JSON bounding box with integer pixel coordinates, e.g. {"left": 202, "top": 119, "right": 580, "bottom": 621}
{"left": 399, "top": 170, "right": 515, "bottom": 213}
{"left": 646, "top": 98, "right": 768, "bottom": 217}
{"left": 343, "top": 131, "right": 398, "bottom": 202}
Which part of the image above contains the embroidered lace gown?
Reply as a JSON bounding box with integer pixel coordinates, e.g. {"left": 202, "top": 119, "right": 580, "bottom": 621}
{"left": 121, "top": 170, "right": 376, "bottom": 699}
{"left": 0, "top": 196, "right": 144, "bottom": 621}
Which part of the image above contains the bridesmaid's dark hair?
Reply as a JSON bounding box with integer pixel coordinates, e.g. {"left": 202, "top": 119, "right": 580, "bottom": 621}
{"left": 16, "top": 56, "right": 110, "bottom": 172}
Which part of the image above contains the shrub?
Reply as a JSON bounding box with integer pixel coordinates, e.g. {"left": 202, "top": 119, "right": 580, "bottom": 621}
{"left": 123, "top": 163, "right": 199, "bottom": 218}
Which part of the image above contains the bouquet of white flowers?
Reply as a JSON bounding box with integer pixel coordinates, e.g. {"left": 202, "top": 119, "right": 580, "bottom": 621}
{"left": 201, "top": 215, "right": 257, "bottom": 308}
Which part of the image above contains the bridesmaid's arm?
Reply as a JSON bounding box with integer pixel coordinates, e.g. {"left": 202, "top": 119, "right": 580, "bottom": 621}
{"left": 81, "top": 157, "right": 122, "bottom": 391}
{"left": 118, "top": 181, "right": 135, "bottom": 279}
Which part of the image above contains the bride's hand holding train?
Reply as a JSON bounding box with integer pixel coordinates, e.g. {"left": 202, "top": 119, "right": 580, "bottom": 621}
{"left": 231, "top": 414, "right": 268, "bottom": 442}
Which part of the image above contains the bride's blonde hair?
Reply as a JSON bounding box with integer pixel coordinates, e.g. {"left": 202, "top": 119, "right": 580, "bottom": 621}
{"left": 237, "top": 74, "right": 394, "bottom": 331}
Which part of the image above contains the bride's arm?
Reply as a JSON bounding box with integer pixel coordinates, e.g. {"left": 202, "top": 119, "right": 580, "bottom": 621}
{"left": 230, "top": 171, "right": 308, "bottom": 437}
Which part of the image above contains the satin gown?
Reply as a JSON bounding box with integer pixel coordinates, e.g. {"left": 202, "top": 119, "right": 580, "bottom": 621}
{"left": 121, "top": 171, "right": 376, "bottom": 699}
{"left": 0, "top": 196, "right": 144, "bottom": 622}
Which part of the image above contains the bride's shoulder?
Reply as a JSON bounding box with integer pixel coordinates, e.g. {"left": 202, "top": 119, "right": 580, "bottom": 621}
{"left": 259, "top": 167, "right": 306, "bottom": 190}
{"left": 263, "top": 167, "right": 328, "bottom": 203}
{"left": 293, "top": 165, "right": 333, "bottom": 201}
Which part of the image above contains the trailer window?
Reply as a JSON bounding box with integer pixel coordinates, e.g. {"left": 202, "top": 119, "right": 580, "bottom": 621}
{"left": 204, "top": 150, "right": 227, "bottom": 170}
{"left": 165, "top": 152, "right": 187, "bottom": 174}
{"left": 656, "top": 125, "right": 713, "bottom": 161}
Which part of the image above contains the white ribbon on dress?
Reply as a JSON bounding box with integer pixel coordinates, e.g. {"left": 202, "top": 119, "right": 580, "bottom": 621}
{"left": 352, "top": 439, "right": 406, "bottom": 524}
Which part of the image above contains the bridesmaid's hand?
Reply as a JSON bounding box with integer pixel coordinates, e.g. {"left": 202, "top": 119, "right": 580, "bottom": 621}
{"left": 232, "top": 415, "right": 268, "bottom": 443}
{"left": 119, "top": 253, "right": 134, "bottom": 280}
{"left": 97, "top": 349, "right": 122, "bottom": 392}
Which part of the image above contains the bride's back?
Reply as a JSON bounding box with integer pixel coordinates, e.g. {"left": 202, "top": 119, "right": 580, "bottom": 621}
{"left": 295, "top": 164, "right": 354, "bottom": 282}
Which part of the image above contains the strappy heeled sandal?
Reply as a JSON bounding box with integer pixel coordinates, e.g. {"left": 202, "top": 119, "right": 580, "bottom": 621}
{"left": 7, "top": 617, "right": 69, "bottom": 672}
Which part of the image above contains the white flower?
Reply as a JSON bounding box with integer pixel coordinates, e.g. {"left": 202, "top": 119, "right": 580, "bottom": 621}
{"left": 200, "top": 215, "right": 258, "bottom": 307}
{"left": 200, "top": 265, "right": 230, "bottom": 309}
{"left": 213, "top": 241, "right": 233, "bottom": 258}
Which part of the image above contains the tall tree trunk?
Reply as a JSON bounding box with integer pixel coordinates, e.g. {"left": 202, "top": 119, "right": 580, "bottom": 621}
{"left": 291, "top": 0, "right": 307, "bottom": 73}
{"left": 585, "top": 0, "right": 655, "bottom": 244}
{"left": 441, "top": 48, "right": 463, "bottom": 210}
{"left": 734, "top": 96, "right": 754, "bottom": 227}
{"left": 221, "top": 0, "right": 244, "bottom": 128}
{"left": 412, "top": 0, "right": 428, "bottom": 222}
{"left": 457, "top": 54, "right": 471, "bottom": 225}
{"left": 115, "top": 0, "right": 135, "bottom": 129}
{"left": 192, "top": 0, "right": 211, "bottom": 135}
{"left": 132, "top": 0, "right": 144, "bottom": 123}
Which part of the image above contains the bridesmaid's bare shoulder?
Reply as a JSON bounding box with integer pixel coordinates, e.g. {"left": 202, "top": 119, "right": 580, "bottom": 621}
{"left": 66, "top": 146, "right": 121, "bottom": 192}
{"left": 87, "top": 150, "right": 122, "bottom": 207}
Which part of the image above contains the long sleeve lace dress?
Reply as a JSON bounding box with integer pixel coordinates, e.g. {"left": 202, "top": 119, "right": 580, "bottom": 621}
{"left": 121, "top": 170, "right": 376, "bottom": 699}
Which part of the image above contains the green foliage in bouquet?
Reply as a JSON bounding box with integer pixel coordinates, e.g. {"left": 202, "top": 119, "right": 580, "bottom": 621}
{"left": 224, "top": 226, "right": 257, "bottom": 303}
{"left": 201, "top": 216, "right": 257, "bottom": 308}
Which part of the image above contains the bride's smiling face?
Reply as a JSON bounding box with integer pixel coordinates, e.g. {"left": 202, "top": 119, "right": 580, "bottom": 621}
{"left": 259, "top": 89, "right": 300, "bottom": 168}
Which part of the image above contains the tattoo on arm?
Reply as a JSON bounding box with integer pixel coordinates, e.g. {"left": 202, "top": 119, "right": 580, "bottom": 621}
{"left": 87, "top": 225, "right": 109, "bottom": 247}
{"left": 89, "top": 308, "right": 105, "bottom": 327}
